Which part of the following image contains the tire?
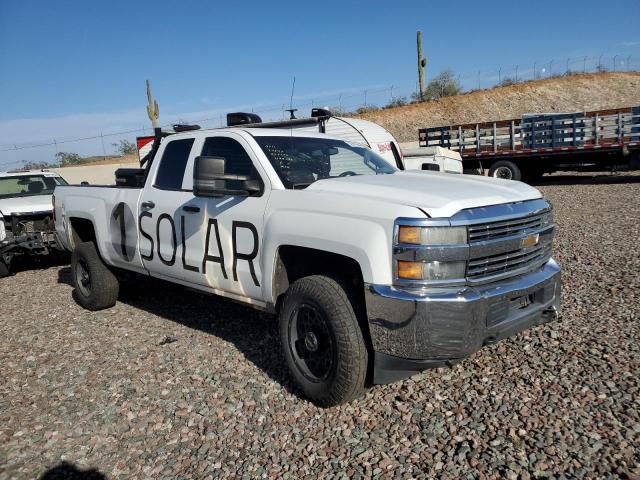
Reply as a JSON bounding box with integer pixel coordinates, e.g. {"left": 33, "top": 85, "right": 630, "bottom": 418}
{"left": 488, "top": 160, "right": 522, "bottom": 181}
{"left": 71, "top": 242, "right": 119, "bottom": 311}
{"left": 280, "top": 275, "right": 368, "bottom": 407}
{"left": 0, "top": 261, "right": 9, "bottom": 278}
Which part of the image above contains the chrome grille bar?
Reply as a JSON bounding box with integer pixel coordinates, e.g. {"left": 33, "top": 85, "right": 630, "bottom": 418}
{"left": 468, "top": 213, "right": 546, "bottom": 242}
{"left": 468, "top": 244, "right": 552, "bottom": 279}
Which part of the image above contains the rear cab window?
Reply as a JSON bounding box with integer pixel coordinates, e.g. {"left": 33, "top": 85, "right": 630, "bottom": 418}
{"left": 154, "top": 138, "right": 195, "bottom": 190}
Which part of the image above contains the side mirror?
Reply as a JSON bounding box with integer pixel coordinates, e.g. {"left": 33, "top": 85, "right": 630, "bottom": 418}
{"left": 193, "top": 156, "right": 262, "bottom": 197}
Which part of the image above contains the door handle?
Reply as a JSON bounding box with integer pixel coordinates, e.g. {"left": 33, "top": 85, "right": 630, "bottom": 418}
{"left": 141, "top": 201, "right": 155, "bottom": 209}
{"left": 182, "top": 205, "right": 201, "bottom": 213}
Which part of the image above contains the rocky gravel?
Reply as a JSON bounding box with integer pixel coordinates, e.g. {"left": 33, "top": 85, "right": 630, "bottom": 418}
{"left": 1, "top": 172, "right": 639, "bottom": 479}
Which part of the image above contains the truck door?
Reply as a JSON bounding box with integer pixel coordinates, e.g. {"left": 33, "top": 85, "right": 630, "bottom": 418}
{"left": 139, "top": 136, "right": 201, "bottom": 282}
{"left": 180, "top": 133, "right": 269, "bottom": 302}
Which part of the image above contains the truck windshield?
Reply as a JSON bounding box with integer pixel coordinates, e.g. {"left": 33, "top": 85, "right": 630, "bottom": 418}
{"left": 253, "top": 136, "right": 396, "bottom": 189}
{"left": 0, "top": 175, "right": 67, "bottom": 199}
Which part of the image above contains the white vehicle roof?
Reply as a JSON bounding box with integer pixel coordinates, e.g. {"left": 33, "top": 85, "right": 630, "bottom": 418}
{"left": 0, "top": 169, "right": 62, "bottom": 178}
{"left": 167, "top": 126, "right": 356, "bottom": 142}
{"left": 402, "top": 146, "right": 462, "bottom": 160}
{"left": 331, "top": 117, "right": 395, "bottom": 146}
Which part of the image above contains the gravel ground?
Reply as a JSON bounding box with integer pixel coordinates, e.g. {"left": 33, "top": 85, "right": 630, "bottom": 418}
{"left": 1, "top": 172, "right": 639, "bottom": 479}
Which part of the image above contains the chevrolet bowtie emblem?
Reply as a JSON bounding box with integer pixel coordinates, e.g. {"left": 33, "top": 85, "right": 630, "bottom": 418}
{"left": 521, "top": 233, "right": 540, "bottom": 248}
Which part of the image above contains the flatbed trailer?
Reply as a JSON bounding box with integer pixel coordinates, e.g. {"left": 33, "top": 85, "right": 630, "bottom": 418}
{"left": 419, "top": 106, "right": 640, "bottom": 180}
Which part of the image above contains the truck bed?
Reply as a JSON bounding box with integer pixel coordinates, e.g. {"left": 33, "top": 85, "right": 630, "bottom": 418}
{"left": 419, "top": 106, "right": 640, "bottom": 163}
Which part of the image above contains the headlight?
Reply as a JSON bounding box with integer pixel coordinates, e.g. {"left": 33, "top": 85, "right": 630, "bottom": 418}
{"left": 540, "top": 209, "right": 553, "bottom": 227}
{"left": 397, "top": 260, "right": 466, "bottom": 281}
{"left": 398, "top": 225, "right": 467, "bottom": 245}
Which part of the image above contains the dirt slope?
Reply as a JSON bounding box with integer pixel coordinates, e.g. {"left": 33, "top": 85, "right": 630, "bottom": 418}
{"left": 358, "top": 72, "right": 640, "bottom": 143}
{"left": 78, "top": 153, "right": 137, "bottom": 166}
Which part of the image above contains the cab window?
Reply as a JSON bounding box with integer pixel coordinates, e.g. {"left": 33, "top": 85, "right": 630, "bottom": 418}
{"left": 201, "top": 137, "right": 259, "bottom": 179}
{"left": 201, "top": 137, "right": 262, "bottom": 193}
{"left": 154, "top": 138, "right": 195, "bottom": 190}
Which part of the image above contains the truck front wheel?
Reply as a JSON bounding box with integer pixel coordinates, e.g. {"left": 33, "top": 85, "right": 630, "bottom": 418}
{"left": 280, "top": 275, "right": 368, "bottom": 407}
{"left": 71, "top": 242, "right": 119, "bottom": 311}
{"left": 488, "top": 160, "right": 522, "bottom": 181}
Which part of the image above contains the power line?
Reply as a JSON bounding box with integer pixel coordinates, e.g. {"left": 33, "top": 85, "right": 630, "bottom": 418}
{"left": 1, "top": 53, "right": 637, "bottom": 157}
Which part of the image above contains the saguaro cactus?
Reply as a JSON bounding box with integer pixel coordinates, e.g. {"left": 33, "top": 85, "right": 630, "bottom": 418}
{"left": 417, "top": 31, "right": 428, "bottom": 101}
{"left": 146, "top": 79, "right": 160, "bottom": 129}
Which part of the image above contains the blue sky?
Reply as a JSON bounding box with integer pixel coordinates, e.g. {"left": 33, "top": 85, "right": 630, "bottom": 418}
{"left": 1, "top": 0, "right": 639, "bottom": 166}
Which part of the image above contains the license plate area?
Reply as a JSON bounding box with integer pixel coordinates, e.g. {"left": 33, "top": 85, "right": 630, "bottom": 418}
{"left": 486, "top": 286, "right": 544, "bottom": 328}
{"left": 511, "top": 293, "right": 536, "bottom": 310}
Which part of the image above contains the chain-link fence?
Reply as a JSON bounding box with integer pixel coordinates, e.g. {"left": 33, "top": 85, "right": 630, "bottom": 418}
{"left": 1, "top": 53, "right": 638, "bottom": 170}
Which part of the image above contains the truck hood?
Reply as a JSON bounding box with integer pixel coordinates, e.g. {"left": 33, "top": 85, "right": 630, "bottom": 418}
{"left": 0, "top": 195, "right": 53, "bottom": 216}
{"left": 306, "top": 171, "right": 542, "bottom": 218}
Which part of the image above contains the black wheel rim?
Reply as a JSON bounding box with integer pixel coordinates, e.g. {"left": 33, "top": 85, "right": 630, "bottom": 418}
{"left": 75, "top": 260, "right": 91, "bottom": 297}
{"left": 288, "top": 303, "right": 336, "bottom": 383}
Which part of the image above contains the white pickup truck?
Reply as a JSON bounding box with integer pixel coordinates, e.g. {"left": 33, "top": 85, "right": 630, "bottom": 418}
{"left": 54, "top": 124, "right": 561, "bottom": 406}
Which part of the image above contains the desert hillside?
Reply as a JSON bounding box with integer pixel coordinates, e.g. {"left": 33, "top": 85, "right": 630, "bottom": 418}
{"left": 358, "top": 72, "right": 640, "bottom": 143}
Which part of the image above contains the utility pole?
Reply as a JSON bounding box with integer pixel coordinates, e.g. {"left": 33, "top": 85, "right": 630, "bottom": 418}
{"left": 146, "top": 80, "right": 160, "bottom": 129}
{"left": 416, "top": 31, "right": 427, "bottom": 101}
{"left": 100, "top": 132, "right": 106, "bottom": 161}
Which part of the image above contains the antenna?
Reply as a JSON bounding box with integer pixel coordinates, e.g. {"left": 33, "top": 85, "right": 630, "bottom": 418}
{"left": 287, "top": 77, "right": 297, "bottom": 119}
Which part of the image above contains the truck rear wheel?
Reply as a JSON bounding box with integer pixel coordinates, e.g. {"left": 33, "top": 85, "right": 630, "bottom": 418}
{"left": 488, "top": 160, "right": 522, "bottom": 181}
{"left": 0, "top": 261, "right": 9, "bottom": 278}
{"left": 71, "top": 242, "right": 119, "bottom": 311}
{"left": 280, "top": 275, "right": 368, "bottom": 407}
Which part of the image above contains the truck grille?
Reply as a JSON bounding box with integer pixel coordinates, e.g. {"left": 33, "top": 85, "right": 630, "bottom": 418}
{"left": 466, "top": 206, "right": 553, "bottom": 283}
{"left": 468, "top": 243, "right": 552, "bottom": 280}
{"left": 468, "top": 212, "right": 548, "bottom": 242}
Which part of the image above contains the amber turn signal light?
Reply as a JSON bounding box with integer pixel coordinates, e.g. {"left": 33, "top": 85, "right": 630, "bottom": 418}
{"left": 397, "top": 260, "right": 423, "bottom": 280}
{"left": 398, "top": 226, "right": 421, "bottom": 244}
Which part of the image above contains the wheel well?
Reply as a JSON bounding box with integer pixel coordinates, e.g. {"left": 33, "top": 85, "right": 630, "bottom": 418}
{"left": 273, "top": 246, "right": 364, "bottom": 304}
{"left": 273, "top": 245, "right": 373, "bottom": 377}
{"left": 69, "top": 218, "right": 96, "bottom": 247}
{"left": 273, "top": 246, "right": 368, "bottom": 328}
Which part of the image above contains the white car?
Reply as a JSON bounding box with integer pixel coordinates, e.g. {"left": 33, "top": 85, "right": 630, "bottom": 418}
{"left": 54, "top": 125, "right": 561, "bottom": 406}
{"left": 0, "top": 170, "right": 67, "bottom": 276}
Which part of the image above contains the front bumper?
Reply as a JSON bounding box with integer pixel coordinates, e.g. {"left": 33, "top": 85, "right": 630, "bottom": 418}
{"left": 0, "top": 231, "right": 59, "bottom": 259}
{"left": 365, "top": 259, "right": 561, "bottom": 384}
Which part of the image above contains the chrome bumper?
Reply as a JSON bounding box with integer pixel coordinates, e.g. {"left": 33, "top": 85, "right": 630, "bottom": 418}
{"left": 365, "top": 259, "right": 561, "bottom": 384}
